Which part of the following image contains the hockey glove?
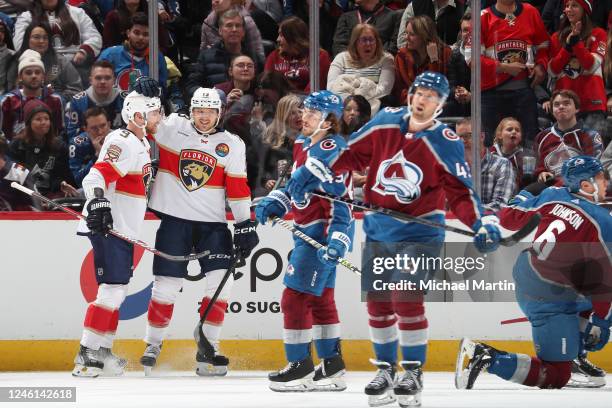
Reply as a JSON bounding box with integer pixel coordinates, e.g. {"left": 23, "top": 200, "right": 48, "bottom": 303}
{"left": 472, "top": 215, "right": 501, "bottom": 253}
{"left": 86, "top": 188, "right": 113, "bottom": 235}
{"left": 233, "top": 219, "right": 259, "bottom": 259}
{"left": 583, "top": 314, "right": 611, "bottom": 352}
{"left": 317, "top": 231, "right": 351, "bottom": 267}
{"left": 130, "top": 76, "right": 161, "bottom": 98}
{"left": 286, "top": 167, "right": 320, "bottom": 206}
{"left": 255, "top": 190, "right": 290, "bottom": 225}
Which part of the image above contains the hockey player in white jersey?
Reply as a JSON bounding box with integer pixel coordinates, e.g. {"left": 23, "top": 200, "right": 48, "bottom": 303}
{"left": 140, "top": 87, "right": 259, "bottom": 376}
{"left": 72, "top": 87, "right": 162, "bottom": 378}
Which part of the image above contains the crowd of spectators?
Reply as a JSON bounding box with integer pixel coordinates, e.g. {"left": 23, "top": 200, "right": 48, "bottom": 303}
{"left": 1, "top": 0, "right": 611, "bottom": 212}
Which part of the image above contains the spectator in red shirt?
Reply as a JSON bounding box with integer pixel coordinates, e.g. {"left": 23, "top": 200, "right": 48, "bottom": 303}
{"left": 547, "top": 0, "right": 607, "bottom": 141}
{"left": 263, "top": 16, "right": 331, "bottom": 93}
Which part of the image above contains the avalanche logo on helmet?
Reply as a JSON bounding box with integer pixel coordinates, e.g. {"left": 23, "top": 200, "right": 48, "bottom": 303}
{"left": 372, "top": 150, "right": 424, "bottom": 204}
{"left": 179, "top": 149, "right": 217, "bottom": 191}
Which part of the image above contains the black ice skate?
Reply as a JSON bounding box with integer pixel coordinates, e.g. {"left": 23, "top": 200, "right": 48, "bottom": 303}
{"left": 72, "top": 345, "right": 104, "bottom": 378}
{"left": 98, "top": 347, "right": 127, "bottom": 376}
{"left": 312, "top": 354, "right": 347, "bottom": 391}
{"left": 268, "top": 358, "right": 315, "bottom": 392}
{"left": 195, "top": 349, "right": 229, "bottom": 376}
{"left": 394, "top": 361, "right": 423, "bottom": 407}
{"left": 140, "top": 343, "right": 162, "bottom": 376}
{"left": 566, "top": 353, "right": 607, "bottom": 388}
{"left": 455, "top": 337, "right": 503, "bottom": 389}
{"left": 364, "top": 359, "right": 397, "bottom": 407}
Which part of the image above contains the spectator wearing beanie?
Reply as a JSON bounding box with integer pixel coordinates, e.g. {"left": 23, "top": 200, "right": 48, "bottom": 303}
{"left": 7, "top": 97, "right": 76, "bottom": 198}
{"left": 0, "top": 49, "right": 65, "bottom": 141}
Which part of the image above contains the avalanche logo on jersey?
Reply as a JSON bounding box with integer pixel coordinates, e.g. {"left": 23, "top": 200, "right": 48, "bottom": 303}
{"left": 372, "top": 150, "right": 423, "bottom": 204}
{"left": 117, "top": 68, "right": 142, "bottom": 91}
{"left": 179, "top": 149, "right": 217, "bottom": 191}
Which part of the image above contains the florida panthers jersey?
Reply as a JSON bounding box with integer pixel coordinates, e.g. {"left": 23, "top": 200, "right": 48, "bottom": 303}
{"left": 329, "top": 107, "right": 486, "bottom": 242}
{"left": 499, "top": 187, "right": 612, "bottom": 302}
{"left": 148, "top": 113, "right": 251, "bottom": 223}
{"left": 534, "top": 124, "right": 603, "bottom": 176}
{"left": 78, "top": 128, "right": 152, "bottom": 238}
{"left": 290, "top": 133, "right": 353, "bottom": 235}
{"left": 480, "top": 2, "right": 550, "bottom": 91}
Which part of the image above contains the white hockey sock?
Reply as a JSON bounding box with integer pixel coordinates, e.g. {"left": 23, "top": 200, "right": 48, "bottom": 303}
{"left": 80, "top": 329, "right": 105, "bottom": 350}
{"left": 144, "top": 276, "right": 183, "bottom": 346}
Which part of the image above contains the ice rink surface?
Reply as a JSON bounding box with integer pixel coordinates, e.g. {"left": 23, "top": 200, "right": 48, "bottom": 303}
{"left": 1, "top": 371, "right": 611, "bottom": 408}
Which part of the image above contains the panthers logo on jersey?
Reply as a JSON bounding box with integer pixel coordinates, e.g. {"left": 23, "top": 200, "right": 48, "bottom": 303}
{"left": 179, "top": 149, "right": 217, "bottom": 191}
{"left": 372, "top": 150, "right": 423, "bottom": 204}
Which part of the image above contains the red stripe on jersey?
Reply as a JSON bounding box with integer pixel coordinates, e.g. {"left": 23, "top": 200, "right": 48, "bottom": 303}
{"left": 83, "top": 304, "right": 115, "bottom": 334}
{"left": 225, "top": 175, "right": 250, "bottom": 199}
{"left": 207, "top": 167, "right": 225, "bottom": 188}
{"left": 199, "top": 297, "right": 227, "bottom": 325}
{"left": 94, "top": 162, "right": 123, "bottom": 187}
{"left": 147, "top": 300, "right": 175, "bottom": 328}
{"left": 158, "top": 145, "right": 180, "bottom": 177}
{"left": 116, "top": 173, "right": 146, "bottom": 197}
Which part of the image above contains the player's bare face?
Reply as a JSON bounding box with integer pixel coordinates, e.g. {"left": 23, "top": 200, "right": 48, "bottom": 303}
{"left": 128, "top": 25, "right": 149, "bottom": 53}
{"left": 301, "top": 108, "right": 323, "bottom": 137}
{"left": 30, "top": 112, "right": 51, "bottom": 138}
{"left": 144, "top": 110, "right": 162, "bottom": 134}
{"left": 20, "top": 67, "right": 44, "bottom": 90}
{"left": 90, "top": 67, "right": 114, "bottom": 97}
{"left": 410, "top": 88, "right": 439, "bottom": 122}
{"left": 564, "top": 0, "right": 584, "bottom": 24}
{"left": 500, "top": 121, "right": 522, "bottom": 150}
{"left": 28, "top": 27, "right": 49, "bottom": 54}
{"left": 582, "top": 173, "right": 609, "bottom": 202}
{"left": 552, "top": 96, "right": 577, "bottom": 123}
{"left": 192, "top": 108, "right": 218, "bottom": 133}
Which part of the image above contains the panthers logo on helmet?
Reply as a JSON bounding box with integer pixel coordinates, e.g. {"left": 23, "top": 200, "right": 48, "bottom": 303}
{"left": 179, "top": 149, "right": 217, "bottom": 191}
{"left": 372, "top": 150, "right": 423, "bottom": 204}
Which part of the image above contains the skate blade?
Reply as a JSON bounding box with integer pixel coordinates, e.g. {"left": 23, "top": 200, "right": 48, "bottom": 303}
{"left": 269, "top": 377, "right": 315, "bottom": 392}
{"left": 565, "top": 374, "right": 606, "bottom": 388}
{"left": 455, "top": 337, "right": 476, "bottom": 390}
{"left": 72, "top": 364, "right": 102, "bottom": 378}
{"left": 367, "top": 390, "right": 396, "bottom": 407}
{"left": 143, "top": 366, "right": 153, "bottom": 377}
{"left": 196, "top": 363, "right": 228, "bottom": 377}
{"left": 397, "top": 393, "right": 421, "bottom": 407}
{"left": 101, "top": 360, "right": 126, "bottom": 377}
{"left": 312, "top": 372, "right": 347, "bottom": 392}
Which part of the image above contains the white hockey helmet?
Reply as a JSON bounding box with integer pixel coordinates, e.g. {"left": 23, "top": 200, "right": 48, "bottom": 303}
{"left": 121, "top": 91, "right": 162, "bottom": 129}
{"left": 190, "top": 87, "right": 225, "bottom": 133}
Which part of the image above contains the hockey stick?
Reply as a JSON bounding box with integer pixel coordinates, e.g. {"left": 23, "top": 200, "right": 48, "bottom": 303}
{"left": 270, "top": 216, "right": 362, "bottom": 276}
{"left": 194, "top": 253, "right": 244, "bottom": 357}
{"left": 500, "top": 317, "right": 528, "bottom": 325}
{"left": 311, "top": 191, "right": 541, "bottom": 247}
{"left": 11, "top": 182, "right": 211, "bottom": 262}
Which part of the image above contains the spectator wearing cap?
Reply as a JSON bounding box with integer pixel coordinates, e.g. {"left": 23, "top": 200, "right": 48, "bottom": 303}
{"left": 7, "top": 98, "right": 76, "bottom": 200}
{"left": 0, "top": 13, "right": 14, "bottom": 94}
{"left": 0, "top": 49, "right": 65, "bottom": 141}
{"left": 547, "top": 0, "right": 608, "bottom": 141}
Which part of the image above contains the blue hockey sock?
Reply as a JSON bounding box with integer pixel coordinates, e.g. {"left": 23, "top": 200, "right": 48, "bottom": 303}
{"left": 400, "top": 344, "right": 427, "bottom": 365}
{"left": 314, "top": 338, "right": 340, "bottom": 359}
{"left": 284, "top": 342, "right": 311, "bottom": 362}
{"left": 488, "top": 352, "right": 519, "bottom": 380}
{"left": 373, "top": 340, "right": 398, "bottom": 364}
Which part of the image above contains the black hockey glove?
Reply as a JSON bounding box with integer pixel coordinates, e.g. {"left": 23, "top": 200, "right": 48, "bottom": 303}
{"left": 129, "top": 76, "right": 161, "bottom": 98}
{"left": 233, "top": 219, "right": 259, "bottom": 259}
{"left": 86, "top": 188, "right": 113, "bottom": 235}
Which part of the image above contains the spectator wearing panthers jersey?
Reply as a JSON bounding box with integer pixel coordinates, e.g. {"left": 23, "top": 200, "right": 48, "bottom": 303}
{"left": 65, "top": 60, "right": 124, "bottom": 142}
{"left": 1, "top": 49, "right": 65, "bottom": 141}
{"left": 457, "top": 117, "right": 517, "bottom": 211}
{"left": 548, "top": 0, "right": 608, "bottom": 141}
{"left": 68, "top": 106, "right": 110, "bottom": 188}
{"left": 534, "top": 89, "right": 603, "bottom": 187}
{"left": 97, "top": 12, "right": 168, "bottom": 94}
{"left": 393, "top": 15, "right": 451, "bottom": 105}
{"left": 480, "top": 0, "right": 550, "bottom": 146}
{"left": 7, "top": 22, "right": 82, "bottom": 101}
